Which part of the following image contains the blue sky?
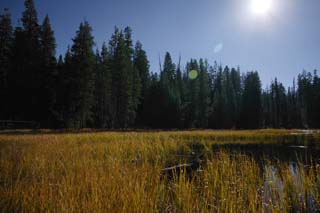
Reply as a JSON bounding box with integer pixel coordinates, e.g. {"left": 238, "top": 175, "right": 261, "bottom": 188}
{"left": 1, "top": 0, "right": 320, "bottom": 87}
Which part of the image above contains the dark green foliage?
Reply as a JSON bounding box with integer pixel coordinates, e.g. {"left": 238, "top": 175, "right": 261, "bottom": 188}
{"left": 184, "top": 59, "right": 200, "bottom": 128}
{"left": 240, "top": 72, "right": 262, "bottom": 129}
{"left": 9, "top": 0, "right": 42, "bottom": 122}
{"left": 159, "top": 53, "right": 181, "bottom": 128}
{"left": 209, "top": 65, "right": 242, "bottom": 129}
{"left": 66, "top": 21, "right": 96, "bottom": 128}
{"left": 297, "top": 70, "right": 320, "bottom": 128}
{"left": 134, "top": 41, "right": 150, "bottom": 126}
{"left": 134, "top": 41, "right": 149, "bottom": 98}
{"left": 142, "top": 73, "right": 167, "bottom": 128}
{"left": 0, "top": 9, "right": 13, "bottom": 119}
{"left": 39, "top": 15, "right": 56, "bottom": 126}
{"left": 286, "top": 80, "right": 301, "bottom": 128}
{"left": 108, "top": 27, "right": 142, "bottom": 128}
{"left": 262, "top": 78, "right": 288, "bottom": 128}
{"left": 2, "top": 0, "right": 320, "bottom": 129}
{"left": 197, "top": 59, "right": 210, "bottom": 128}
{"left": 94, "top": 43, "right": 113, "bottom": 128}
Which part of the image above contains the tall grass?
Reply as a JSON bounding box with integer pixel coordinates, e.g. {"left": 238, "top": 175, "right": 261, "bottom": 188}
{"left": 0, "top": 130, "right": 319, "bottom": 212}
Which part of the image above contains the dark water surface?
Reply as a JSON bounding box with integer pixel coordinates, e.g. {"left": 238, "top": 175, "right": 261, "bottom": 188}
{"left": 163, "top": 140, "right": 320, "bottom": 211}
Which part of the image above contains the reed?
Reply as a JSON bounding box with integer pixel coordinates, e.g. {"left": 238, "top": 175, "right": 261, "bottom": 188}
{"left": 0, "top": 130, "right": 319, "bottom": 212}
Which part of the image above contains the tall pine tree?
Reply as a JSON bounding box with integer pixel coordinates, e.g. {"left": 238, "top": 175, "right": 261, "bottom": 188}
{"left": 39, "top": 15, "right": 56, "bottom": 126}
{"left": 67, "top": 21, "right": 96, "bottom": 128}
{"left": 134, "top": 40, "right": 150, "bottom": 126}
{"left": 240, "top": 72, "right": 262, "bottom": 129}
{"left": 0, "top": 9, "right": 13, "bottom": 119}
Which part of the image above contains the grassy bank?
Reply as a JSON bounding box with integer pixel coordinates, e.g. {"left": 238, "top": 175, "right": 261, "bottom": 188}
{"left": 0, "top": 130, "right": 319, "bottom": 212}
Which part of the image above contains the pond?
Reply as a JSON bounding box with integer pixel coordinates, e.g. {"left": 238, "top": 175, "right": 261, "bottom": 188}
{"left": 162, "top": 141, "right": 320, "bottom": 211}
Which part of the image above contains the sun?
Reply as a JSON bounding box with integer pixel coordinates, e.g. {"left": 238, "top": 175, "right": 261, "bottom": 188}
{"left": 250, "top": 0, "right": 272, "bottom": 15}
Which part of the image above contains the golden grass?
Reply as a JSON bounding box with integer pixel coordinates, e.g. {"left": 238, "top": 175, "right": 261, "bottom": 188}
{"left": 0, "top": 130, "right": 319, "bottom": 212}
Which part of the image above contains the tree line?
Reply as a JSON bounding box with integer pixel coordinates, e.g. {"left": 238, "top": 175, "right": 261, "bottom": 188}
{"left": 1, "top": 0, "right": 319, "bottom": 129}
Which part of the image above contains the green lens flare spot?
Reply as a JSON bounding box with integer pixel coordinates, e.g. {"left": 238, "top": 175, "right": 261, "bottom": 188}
{"left": 188, "top": 70, "right": 198, "bottom": 80}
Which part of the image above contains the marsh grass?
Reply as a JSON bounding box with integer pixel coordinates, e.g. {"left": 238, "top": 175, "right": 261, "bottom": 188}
{"left": 0, "top": 130, "right": 319, "bottom": 212}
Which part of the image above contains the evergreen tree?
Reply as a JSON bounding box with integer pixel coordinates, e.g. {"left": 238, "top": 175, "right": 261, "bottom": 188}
{"left": 56, "top": 48, "right": 73, "bottom": 127}
{"left": 210, "top": 64, "right": 224, "bottom": 128}
{"left": 50, "top": 54, "right": 65, "bottom": 127}
{"left": 184, "top": 59, "right": 200, "bottom": 128}
{"left": 39, "top": 15, "right": 57, "bottom": 126}
{"left": 0, "top": 9, "right": 13, "bottom": 119}
{"left": 262, "top": 86, "right": 272, "bottom": 128}
{"left": 240, "top": 72, "right": 262, "bottom": 129}
{"left": 312, "top": 70, "right": 320, "bottom": 127}
{"left": 286, "top": 79, "right": 301, "bottom": 128}
{"left": 9, "top": 26, "right": 24, "bottom": 120}
{"left": 109, "top": 28, "right": 135, "bottom": 128}
{"left": 159, "top": 52, "right": 180, "bottom": 128}
{"left": 297, "top": 71, "right": 313, "bottom": 128}
{"left": 160, "top": 52, "right": 177, "bottom": 103}
{"left": 297, "top": 70, "right": 320, "bottom": 128}
{"left": 10, "top": 0, "right": 42, "bottom": 122}
{"left": 175, "top": 57, "right": 184, "bottom": 128}
{"left": 271, "top": 78, "right": 288, "bottom": 128}
{"left": 221, "top": 66, "right": 233, "bottom": 128}
{"left": 230, "top": 67, "right": 242, "bottom": 127}
{"left": 94, "top": 43, "right": 112, "bottom": 128}
{"left": 2, "top": 0, "right": 320, "bottom": 130}
{"left": 197, "top": 59, "right": 210, "bottom": 128}
{"left": 142, "top": 73, "right": 167, "bottom": 128}
{"left": 134, "top": 40, "right": 150, "bottom": 125}
{"left": 124, "top": 27, "right": 141, "bottom": 125}
{"left": 67, "top": 21, "right": 96, "bottom": 128}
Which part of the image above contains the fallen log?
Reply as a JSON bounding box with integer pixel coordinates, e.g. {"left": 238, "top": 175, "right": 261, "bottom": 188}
{"left": 160, "top": 160, "right": 203, "bottom": 180}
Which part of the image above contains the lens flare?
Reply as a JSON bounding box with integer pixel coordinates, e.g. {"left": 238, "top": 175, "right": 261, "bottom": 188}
{"left": 214, "top": 43, "right": 223, "bottom": 54}
{"left": 188, "top": 70, "right": 198, "bottom": 80}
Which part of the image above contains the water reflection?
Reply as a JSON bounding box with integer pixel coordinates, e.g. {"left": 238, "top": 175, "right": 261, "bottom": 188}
{"left": 211, "top": 142, "right": 320, "bottom": 165}
{"left": 163, "top": 142, "right": 320, "bottom": 211}
{"left": 211, "top": 142, "right": 320, "bottom": 212}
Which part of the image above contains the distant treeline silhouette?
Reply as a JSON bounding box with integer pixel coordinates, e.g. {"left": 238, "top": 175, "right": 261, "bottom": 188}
{"left": 0, "top": 0, "right": 319, "bottom": 129}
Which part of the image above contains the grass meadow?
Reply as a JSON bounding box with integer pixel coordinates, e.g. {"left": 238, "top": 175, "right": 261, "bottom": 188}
{"left": 0, "top": 130, "right": 320, "bottom": 212}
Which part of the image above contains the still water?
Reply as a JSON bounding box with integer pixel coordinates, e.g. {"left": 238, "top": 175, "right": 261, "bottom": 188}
{"left": 163, "top": 141, "right": 320, "bottom": 211}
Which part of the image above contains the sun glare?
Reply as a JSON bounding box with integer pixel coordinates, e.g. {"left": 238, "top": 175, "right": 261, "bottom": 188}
{"left": 250, "top": 0, "right": 272, "bottom": 15}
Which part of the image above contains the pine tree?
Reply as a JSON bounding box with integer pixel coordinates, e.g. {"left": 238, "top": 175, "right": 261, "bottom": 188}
{"left": 110, "top": 29, "right": 132, "bottom": 128}
{"left": 269, "top": 78, "right": 288, "bottom": 128}
{"left": 0, "top": 9, "right": 13, "bottom": 119}
{"left": 230, "top": 67, "right": 242, "bottom": 127}
{"left": 286, "top": 79, "right": 301, "bottom": 128}
{"left": 175, "top": 57, "right": 184, "bottom": 128}
{"left": 197, "top": 59, "right": 210, "bottom": 128}
{"left": 50, "top": 54, "right": 65, "bottom": 127}
{"left": 312, "top": 70, "right": 320, "bottom": 127}
{"left": 262, "top": 86, "right": 272, "bottom": 128}
{"left": 160, "top": 52, "right": 176, "bottom": 91}
{"left": 134, "top": 40, "right": 150, "bottom": 125}
{"left": 297, "top": 71, "right": 313, "bottom": 128}
{"left": 67, "top": 21, "right": 96, "bottom": 128}
{"left": 10, "top": 0, "right": 41, "bottom": 122}
{"left": 221, "top": 66, "right": 233, "bottom": 128}
{"left": 160, "top": 52, "right": 183, "bottom": 127}
{"left": 21, "top": 0, "right": 41, "bottom": 90}
{"left": 39, "top": 15, "right": 57, "bottom": 126}
{"left": 184, "top": 59, "right": 200, "bottom": 128}
{"left": 240, "top": 71, "right": 262, "bottom": 129}
{"left": 94, "top": 43, "right": 112, "bottom": 128}
{"left": 210, "top": 64, "right": 224, "bottom": 128}
{"left": 58, "top": 48, "right": 73, "bottom": 127}
{"left": 124, "top": 27, "right": 141, "bottom": 125}
{"left": 142, "top": 73, "right": 166, "bottom": 128}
